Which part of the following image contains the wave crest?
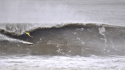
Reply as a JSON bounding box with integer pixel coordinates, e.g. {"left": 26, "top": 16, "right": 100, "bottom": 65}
{"left": 0, "top": 23, "right": 123, "bottom": 36}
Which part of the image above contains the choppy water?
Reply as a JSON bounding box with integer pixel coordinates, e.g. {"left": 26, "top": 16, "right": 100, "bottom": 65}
{"left": 1, "top": 23, "right": 125, "bottom": 56}
{"left": 0, "top": 0, "right": 125, "bottom": 70}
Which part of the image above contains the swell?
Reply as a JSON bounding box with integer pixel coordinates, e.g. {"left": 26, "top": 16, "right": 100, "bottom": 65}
{"left": 0, "top": 23, "right": 125, "bottom": 56}
{"left": 0, "top": 23, "right": 124, "bottom": 36}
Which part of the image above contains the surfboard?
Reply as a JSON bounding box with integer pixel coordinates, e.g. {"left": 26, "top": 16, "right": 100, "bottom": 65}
{"left": 21, "top": 40, "right": 33, "bottom": 45}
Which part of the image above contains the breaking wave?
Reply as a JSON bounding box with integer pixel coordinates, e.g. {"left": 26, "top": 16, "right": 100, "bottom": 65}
{"left": 0, "top": 23, "right": 123, "bottom": 35}
{"left": 0, "top": 23, "right": 125, "bottom": 56}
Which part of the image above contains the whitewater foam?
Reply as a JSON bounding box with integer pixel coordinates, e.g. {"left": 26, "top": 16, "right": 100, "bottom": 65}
{"left": 0, "top": 56, "right": 125, "bottom": 70}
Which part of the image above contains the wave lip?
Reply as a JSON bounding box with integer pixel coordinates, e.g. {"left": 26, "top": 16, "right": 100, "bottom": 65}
{"left": 0, "top": 23, "right": 123, "bottom": 36}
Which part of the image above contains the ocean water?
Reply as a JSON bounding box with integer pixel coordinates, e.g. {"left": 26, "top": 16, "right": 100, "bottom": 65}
{"left": 0, "top": 0, "right": 125, "bottom": 70}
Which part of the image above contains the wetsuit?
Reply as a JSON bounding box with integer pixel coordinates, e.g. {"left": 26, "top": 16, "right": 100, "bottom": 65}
{"left": 24, "top": 32, "right": 30, "bottom": 41}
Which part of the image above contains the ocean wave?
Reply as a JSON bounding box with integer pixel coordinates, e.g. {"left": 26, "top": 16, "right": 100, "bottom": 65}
{"left": 0, "top": 23, "right": 124, "bottom": 36}
{"left": 0, "top": 23, "right": 125, "bottom": 56}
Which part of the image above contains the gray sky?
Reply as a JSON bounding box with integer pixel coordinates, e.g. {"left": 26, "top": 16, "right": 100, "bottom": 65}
{"left": 0, "top": 0, "right": 125, "bottom": 25}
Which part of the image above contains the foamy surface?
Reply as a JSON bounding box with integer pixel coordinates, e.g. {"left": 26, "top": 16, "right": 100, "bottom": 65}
{"left": 0, "top": 56, "right": 125, "bottom": 70}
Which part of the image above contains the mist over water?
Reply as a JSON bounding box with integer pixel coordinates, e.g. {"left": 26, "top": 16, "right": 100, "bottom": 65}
{"left": 0, "top": 0, "right": 125, "bottom": 25}
{"left": 0, "top": 0, "right": 125, "bottom": 70}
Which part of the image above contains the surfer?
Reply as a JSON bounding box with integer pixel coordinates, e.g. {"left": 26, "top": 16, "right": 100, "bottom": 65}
{"left": 24, "top": 32, "right": 33, "bottom": 41}
{"left": 26, "top": 32, "right": 33, "bottom": 38}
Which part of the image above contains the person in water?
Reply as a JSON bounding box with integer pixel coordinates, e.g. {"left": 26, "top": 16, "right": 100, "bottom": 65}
{"left": 26, "top": 32, "right": 33, "bottom": 38}
{"left": 24, "top": 32, "right": 33, "bottom": 41}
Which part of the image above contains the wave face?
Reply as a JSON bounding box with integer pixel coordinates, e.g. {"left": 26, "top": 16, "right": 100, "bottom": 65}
{"left": 0, "top": 23, "right": 125, "bottom": 56}
{"left": 1, "top": 0, "right": 125, "bottom": 69}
